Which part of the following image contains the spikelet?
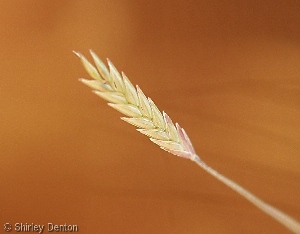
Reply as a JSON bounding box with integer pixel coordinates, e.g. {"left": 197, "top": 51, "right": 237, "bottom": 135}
{"left": 75, "top": 50, "right": 197, "bottom": 160}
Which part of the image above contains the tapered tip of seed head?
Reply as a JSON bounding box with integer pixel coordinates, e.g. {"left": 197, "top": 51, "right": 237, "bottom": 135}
{"left": 73, "top": 50, "right": 81, "bottom": 57}
{"left": 107, "top": 59, "right": 119, "bottom": 74}
{"left": 79, "top": 78, "right": 92, "bottom": 86}
{"left": 89, "top": 49, "right": 100, "bottom": 60}
{"left": 107, "top": 59, "right": 114, "bottom": 70}
{"left": 162, "top": 111, "right": 171, "bottom": 124}
{"left": 162, "top": 111, "right": 168, "bottom": 119}
{"left": 148, "top": 98, "right": 155, "bottom": 105}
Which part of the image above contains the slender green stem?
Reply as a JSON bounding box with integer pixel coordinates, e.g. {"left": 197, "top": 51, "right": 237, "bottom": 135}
{"left": 192, "top": 155, "right": 300, "bottom": 234}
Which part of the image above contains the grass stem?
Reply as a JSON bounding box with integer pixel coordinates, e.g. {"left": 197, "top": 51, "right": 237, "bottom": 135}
{"left": 192, "top": 155, "right": 300, "bottom": 234}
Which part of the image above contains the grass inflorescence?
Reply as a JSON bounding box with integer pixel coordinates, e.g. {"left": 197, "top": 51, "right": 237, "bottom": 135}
{"left": 75, "top": 50, "right": 300, "bottom": 234}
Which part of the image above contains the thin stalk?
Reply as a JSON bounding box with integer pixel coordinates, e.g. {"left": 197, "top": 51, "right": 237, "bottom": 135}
{"left": 192, "top": 155, "right": 300, "bottom": 234}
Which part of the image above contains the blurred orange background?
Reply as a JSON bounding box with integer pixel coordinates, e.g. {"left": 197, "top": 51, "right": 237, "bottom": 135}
{"left": 0, "top": 1, "right": 299, "bottom": 233}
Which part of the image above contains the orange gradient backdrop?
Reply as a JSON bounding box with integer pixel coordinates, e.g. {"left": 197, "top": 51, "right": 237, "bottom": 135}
{"left": 0, "top": 1, "right": 299, "bottom": 233}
